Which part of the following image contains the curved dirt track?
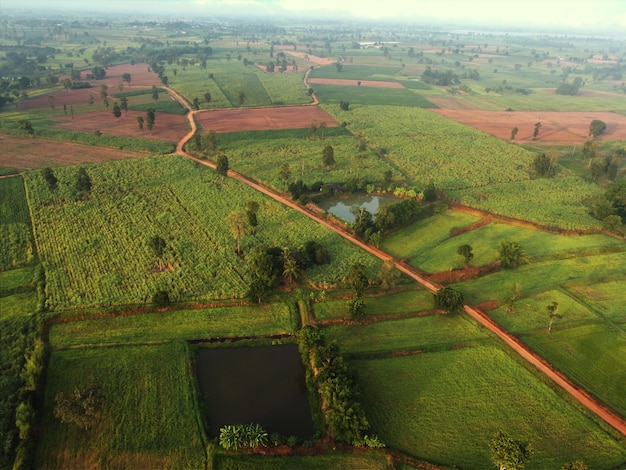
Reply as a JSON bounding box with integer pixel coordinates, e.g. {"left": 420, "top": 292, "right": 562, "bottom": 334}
{"left": 167, "top": 85, "right": 626, "bottom": 437}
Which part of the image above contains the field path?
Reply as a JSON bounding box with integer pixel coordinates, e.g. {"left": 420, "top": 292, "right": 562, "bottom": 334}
{"left": 168, "top": 84, "right": 626, "bottom": 438}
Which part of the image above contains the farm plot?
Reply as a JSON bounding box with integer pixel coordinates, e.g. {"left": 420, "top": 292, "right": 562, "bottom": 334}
{"left": 566, "top": 279, "right": 626, "bottom": 323}
{"left": 24, "top": 156, "right": 380, "bottom": 309}
{"left": 0, "top": 134, "right": 147, "bottom": 170}
{"left": 352, "top": 346, "right": 626, "bottom": 468}
{"left": 36, "top": 342, "right": 206, "bottom": 469}
{"left": 0, "top": 177, "right": 35, "bottom": 270}
{"left": 313, "top": 84, "right": 435, "bottom": 108}
{"left": 432, "top": 109, "right": 626, "bottom": 142}
{"left": 196, "top": 106, "right": 338, "bottom": 133}
{"left": 308, "top": 65, "right": 403, "bottom": 81}
{"left": 308, "top": 78, "right": 405, "bottom": 88}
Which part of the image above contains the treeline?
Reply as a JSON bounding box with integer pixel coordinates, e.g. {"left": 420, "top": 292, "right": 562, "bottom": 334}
{"left": 296, "top": 326, "right": 383, "bottom": 447}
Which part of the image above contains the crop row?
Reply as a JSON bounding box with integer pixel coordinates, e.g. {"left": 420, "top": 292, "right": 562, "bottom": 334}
{"left": 23, "top": 156, "right": 379, "bottom": 309}
{"left": 0, "top": 177, "right": 35, "bottom": 270}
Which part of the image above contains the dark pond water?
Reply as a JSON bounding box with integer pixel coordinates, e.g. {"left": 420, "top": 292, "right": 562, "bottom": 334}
{"left": 196, "top": 344, "right": 314, "bottom": 438}
{"left": 315, "top": 194, "right": 398, "bottom": 223}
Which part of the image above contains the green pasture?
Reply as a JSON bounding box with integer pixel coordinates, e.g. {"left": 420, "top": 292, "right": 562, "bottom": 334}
{"left": 49, "top": 303, "right": 296, "bottom": 349}
{"left": 23, "top": 156, "right": 380, "bottom": 309}
{"left": 312, "top": 84, "right": 436, "bottom": 108}
{"left": 566, "top": 279, "right": 626, "bottom": 322}
{"left": 456, "top": 250, "right": 626, "bottom": 306}
{"left": 523, "top": 323, "right": 626, "bottom": 417}
{"left": 308, "top": 65, "right": 403, "bottom": 81}
{"left": 221, "top": 132, "right": 398, "bottom": 190}
{"left": 323, "top": 313, "right": 489, "bottom": 356}
{"left": 0, "top": 176, "right": 35, "bottom": 271}
{"left": 352, "top": 346, "right": 626, "bottom": 469}
{"left": 0, "top": 267, "right": 34, "bottom": 297}
{"left": 35, "top": 342, "right": 207, "bottom": 469}
{"left": 113, "top": 90, "right": 187, "bottom": 115}
{"left": 476, "top": 89, "right": 626, "bottom": 113}
{"left": 312, "top": 288, "right": 433, "bottom": 321}
{"left": 381, "top": 210, "right": 480, "bottom": 262}
{"left": 213, "top": 451, "right": 389, "bottom": 469}
{"left": 385, "top": 216, "right": 623, "bottom": 273}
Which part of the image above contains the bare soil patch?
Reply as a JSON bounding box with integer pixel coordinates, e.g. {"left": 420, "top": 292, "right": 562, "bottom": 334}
{"left": 426, "top": 96, "right": 479, "bottom": 110}
{"left": 0, "top": 133, "right": 146, "bottom": 170}
{"left": 52, "top": 110, "right": 188, "bottom": 142}
{"left": 431, "top": 109, "right": 626, "bottom": 142}
{"left": 195, "top": 106, "right": 338, "bottom": 133}
{"left": 307, "top": 78, "right": 405, "bottom": 89}
{"left": 284, "top": 51, "right": 336, "bottom": 66}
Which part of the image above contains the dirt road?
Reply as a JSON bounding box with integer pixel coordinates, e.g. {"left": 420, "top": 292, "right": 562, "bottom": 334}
{"left": 168, "top": 84, "right": 626, "bottom": 437}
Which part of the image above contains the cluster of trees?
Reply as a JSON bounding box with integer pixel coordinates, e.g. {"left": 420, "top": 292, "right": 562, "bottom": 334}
{"left": 421, "top": 67, "right": 460, "bottom": 86}
{"left": 54, "top": 386, "right": 102, "bottom": 432}
{"left": 41, "top": 166, "right": 92, "bottom": 201}
{"left": 351, "top": 198, "right": 422, "bottom": 246}
{"left": 555, "top": 76, "right": 583, "bottom": 95}
{"left": 296, "top": 326, "right": 383, "bottom": 448}
{"left": 591, "top": 179, "right": 626, "bottom": 234}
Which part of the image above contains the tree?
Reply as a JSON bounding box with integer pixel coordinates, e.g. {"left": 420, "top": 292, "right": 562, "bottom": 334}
{"left": 282, "top": 248, "right": 299, "bottom": 284}
{"left": 423, "top": 181, "right": 437, "bottom": 202}
{"left": 547, "top": 301, "right": 561, "bottom": 334}
{"left": 238, "top": 89, "right": 246, "bottom": 107}
{"left": 345, "top": 262, "right": 368, "bottom": 296}
{"left": 562, "top": 461, "right": 588, "bottom": 470}
{"left": 54, "top": 386, "right": 102, "bottom": 431}
{"left": 152, "top": 289, "right": 170, "bottom": 307}
{"left": 532, "top": 152, "right": 557, "bottom": 177}
{"left": 322, "top": 144, "right": 335, "bottom": 166}
{"left": 121, "top": 72, "right": 131, "bottom": 84}
{"left": 602, "top": 215, "right": 623, "bottom": 234}
{"left": 335, "top": 62, "right": 343, "bottom": 72}
{"left": 216, "top": 154, "right": 229, "bottom": 180}
{"left": 279, "top": 163, "right": 291, "bottom": 189}
{"left": 339, "top": 100, "right": 350, "bottom": 111}
{"left": 42, "top": 167, "right": 58, "bottom": 191}
{"left": 192, "top": 97, "right": 200, "bottom": 110}
{"left": 120, "top": 96, "right": 128, "bottom": 111}
{"left": 347, "top": 295, "right": 366, "bottom": 318}
{"left": 245, "top": 200, "right": 259, "bottom": 229}
{"left": 202, "top": 130, "right": 217, "bottom": 154}
{"left": 490, "top": 431, "right": 532, "bottom": 470}
{"left": 112, "top": 102, "right": 121, "bottom": 118}
{"left": 499, "top": 241, "right": 531, "bottom": 269}
{"left": 148, "top": 235, "right": 166, "bottom": 270}
{"left": 457, "top": 244, "right": 473, "bottom": 266}
{"left": 19, "top": 119, "right": 34, "bottom": 136}
{"left": 227, "top": 210, "right": 248, "bottom": 255}
{"left": 136, "top": 115, "right": 144, "bottom": 130}
{"left": 434, "top": 286, "right": 465, "bottom": 313}
{"left": 91, "top": 66, "right": 106, "bottom": 79}
{"left": 151, "top": 85, "right": 159, "bottom": 102}
{"left": 146, "top": 108, "right": 155, "bottom": 131}
{"left": 204, "top": 91, "right": 212, "bottom": 104}
{"left": 510, "top": 127, "right": 518, "bottom": 140}
{"left": 378, "top": 259, "right": 400, "bottom": 290}
{"left": 75, "top": 167, "right": 92, "bottom": 195}
{"left": 589, "top": 119, "right": 606, "bottom": 138}
{"left": 533, "top": 121, "right": 542, "bottom": 139}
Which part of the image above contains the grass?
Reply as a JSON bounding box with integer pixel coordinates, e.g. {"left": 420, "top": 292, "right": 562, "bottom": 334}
{"left": 49, "top": 303, "right": 297, "bottom": 349}
{"left": 565, "top": 279, "right": 626, "bottom": 322}
{"left": 352, "top": 346, "right": 626, "bottom": 469}
{"left": 212, "top": 450, "right": 389, "bottom": 469}
{"left": 312, "top": 288, "right": 434, "bottom": 321}
{"left": 308, "top": 64, "right": 403, "bottom": 81}
{"left": 35, "top": 342, "right": 207, "bottom": 469}
{"left": 0, "top": 267, "right": 34, "bottom": 297}
{"left": 522, "top": 323, "right": 626, "bottom": 417}
{"left": 323, "top": 313, "right": 490, "bottom": 355}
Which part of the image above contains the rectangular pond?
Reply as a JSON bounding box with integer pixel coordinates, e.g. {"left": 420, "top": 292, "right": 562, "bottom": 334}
{"left": 196, "top": 343, "right": 314, "bottom": 438}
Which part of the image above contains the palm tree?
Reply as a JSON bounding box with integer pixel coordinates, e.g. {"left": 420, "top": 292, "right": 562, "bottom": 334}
{"left": 499, "top": 241, "right": 531, "bottom": 269}
{"left": 282, "top": 247, "right": 299, "bottom": 284}
{"left": 227, "top": 211, "right": 248, "bottom": 255}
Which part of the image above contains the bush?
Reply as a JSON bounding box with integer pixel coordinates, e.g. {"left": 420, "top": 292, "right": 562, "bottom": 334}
{"left": 152, "top": 290, "right": 170, "bottom": 307}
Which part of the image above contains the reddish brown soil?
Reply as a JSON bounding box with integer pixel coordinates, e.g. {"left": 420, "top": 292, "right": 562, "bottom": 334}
{"left": 431, "top": 109, "right": 626, "bottom": 142}
{"left": 52, "top": 109, "right": 189, "bottom": 142}
{"left": 284, "top": 50, "right": 336, "bottom": 66}
{"left": 307, "top": 78, "right": 405, "bottom": 88}
{"left": 195, "top": 106, "right": 338, "bottom": 133}
{"left": 0, "top": 133, "right": 146, "bottom": 169}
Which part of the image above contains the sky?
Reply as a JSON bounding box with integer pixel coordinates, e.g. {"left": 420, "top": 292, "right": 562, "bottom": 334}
{"left": 5, "top": 0, "right": 626, "bottom": 33}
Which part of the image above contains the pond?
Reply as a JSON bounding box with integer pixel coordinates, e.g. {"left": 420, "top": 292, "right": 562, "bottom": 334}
{"left": 315, "top": 194, "right": 398, "bottom": 223}
{"left": 195, "top": 343, "right": 314, "bottom": 438}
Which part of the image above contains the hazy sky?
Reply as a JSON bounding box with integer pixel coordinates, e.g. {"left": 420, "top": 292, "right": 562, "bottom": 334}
{"left": 6, "top": 0, "right": 626, "bottom": 32}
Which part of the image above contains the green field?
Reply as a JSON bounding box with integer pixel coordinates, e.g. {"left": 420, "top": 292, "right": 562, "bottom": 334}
{"left": 0, "top": 177, "right": 35, "bottom": 271}
{"left": 36, "top": 342, "right": 207, "bottom": 469}
{"left": 352, "top": 346, "right": 626, "bottom": 469}
{"left": 313, "top": 84, "right": 437, "bottom": 108}
{"left": 23, "top": 156, "right": 380, "bottom": 309}
{"left": 309, "top": 65, "right": 404, "bottom": 81}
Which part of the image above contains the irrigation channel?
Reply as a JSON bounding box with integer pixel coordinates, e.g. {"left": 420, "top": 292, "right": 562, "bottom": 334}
{"left": 165, "top": 84, "right": 626, "bottom": 437}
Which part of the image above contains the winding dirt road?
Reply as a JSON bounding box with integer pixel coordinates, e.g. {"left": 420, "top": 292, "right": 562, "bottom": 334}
{"left": 165, "top": 85, "right": 626, "bottom": 437}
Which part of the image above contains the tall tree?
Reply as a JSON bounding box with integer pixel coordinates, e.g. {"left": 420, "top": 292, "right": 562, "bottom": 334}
{"left": 282, "top": 248, "right": 299, "bottom": 284}
{"left": 533, "top": 121, "right": 542, "bottom": 139}
{"left": 227, "top": 210, "right": 248, "bottom": 255}
{"left": 490, "top": 431, "right": 532, "bottom": 470}
{"left": 378, "top": 259, "right": 400, "bottom": 290}
{"left": 148, "top": 235, "right": 167, "bottom": 271}
{"left": 121, "top": 72, "right": 131, "bottom": 84}
{"left": 589, "top": 119, "right": 606, "bottom": 138}
{"left": 510, "top": 127, "right": 518, "bottom": 140}
{"left": 457, "top": 244, "right": 474, "bottom": 266}
{"left": 238, "top": 89, "right": 245, "bottom": 107}
{"left": 499, "top": 241, "right": 530, "bottom": 269}
{"left": 75, "top": 167, "right": 92, "bottom": 195}
{"left": 345, "top": 262, "right": 368, "bottom": 297}
{"left": 547, "top": 301, "right": 561, "bottom": 334}
{"left": 279, "top": 163, "right": 291, "bottom": 190}
{"left": 216, "top": 154, "right": 229, "bottom": 180}
{"left": 245, "top": 200, "right": 259, "bottom": 229}
{"left": 202, "top": 130, "right": 217, "bottom": 154}
{"left": 151, "top": 85, "right": 159, "bottom": 102}
{"left": 322, "top": 144, "right": 335, "bottom": 166}
{"left": 136, "top": 115, "right": 144, "bottom": 130}
{"left": 146, "top": 108, "right": 155, "bottom": 131}
{"left": 112, "top": 102, "right": 121, "bottom": 118}
{"left": 42, "top": 167, "right": 58, "bottom": 191}
{"left": 204, "top": 91, "right": 212, "bottom": 104}
{"left": 434, "top": 286, "right": 465, "bottom": 314}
